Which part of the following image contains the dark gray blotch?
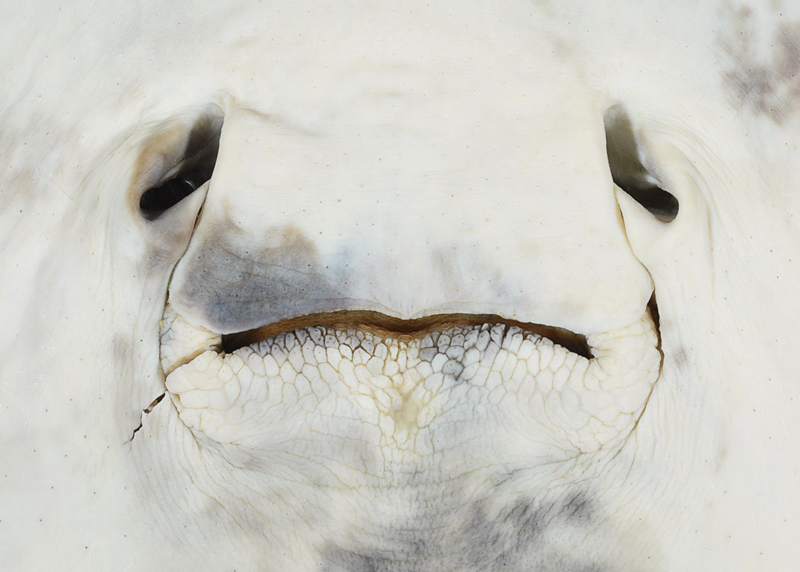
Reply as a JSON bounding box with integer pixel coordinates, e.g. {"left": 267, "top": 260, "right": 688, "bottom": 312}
{"left": 318, "top": 488, "right": 611, "bottom": 572}
{"left": 172, "top": 223, "right": 359, "bottom": 333}
{"left": 719, "top": 7, "right": 800, "bottom": 124}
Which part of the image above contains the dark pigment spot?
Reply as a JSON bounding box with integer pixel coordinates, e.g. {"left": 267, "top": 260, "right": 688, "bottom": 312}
{"left": 171, "top": 223, "right": 359, "bottom": 333}
{"left": 318, "top": 488, "right": 612, "bottom": 572}
{"left": 719, "top": 7, "right": 800, "bottom": 123}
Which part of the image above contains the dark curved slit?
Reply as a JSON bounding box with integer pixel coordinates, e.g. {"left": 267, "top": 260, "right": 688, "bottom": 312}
{"left": 139, "top": 113, "right": 223, "bottom": 221}
{"left": 604, "top": 105, "right": 679, "bottom": 222}
{"left": 128, "top": 392, "right": 166, "bottom": 443}
{"left": 221, "top": 310, "right": 592, "bottom": 359}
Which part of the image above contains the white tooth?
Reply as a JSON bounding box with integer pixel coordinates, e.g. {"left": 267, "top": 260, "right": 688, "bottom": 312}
{"left": 511, "top": 360, "right": 528, "bottom": 384}
{"left": 294, "top": 374, "right": 312, "bottom": 398}
{"left": 354, "top": 364, "right": 372, "bottom": 384}
{"left": 423, "top": 372, "right": 444, "bottom": 393}
{"left": 159, "top": 305, "right": 221, "bottom": 374}
{"left": 476, "top": 330, "right": 491, "bottom": 351}
{"left": 488, "top": 386, "right": 506, "bottom": 406}
{"left": 279, "top": 361, "right": 296, "bottom": 383}
{"left": 431, "top": 352, "right": 448, "bottom": 373}
{"left": 537, "top": 369, "right": 554, "bottom": 393}
{"left": 313, "top": 345, "right": 327, "bottom": 365}
{"left": 486, "top": 370, "right": 503, "bottom": 391}
{"left": 301, "top": 340, "right": 316, "bottom": 365}
{"left": 553, "top": 367, "right": 570, "bottom": 391}
{"left": 384, "top": 360, "right": 400, "bottom": 376}
{"left": 208, "top": 377, "right": 241, "bottom": 410}
{"left": 177, "top": 388, "right": 208, "bottom": 409}
{"left": 326, "top": 347, "right": 342, "bottom": 370}
{"left": 501, "top": 353, "right": 518, "bottom": 381}
{"left": 165, "top": 350, "right": 226, "bottom": 393}
{"left": 287, "top": 345, "right": 304, "bottom": 372}
{"left": 549, "top": 346, "right": 567, "bottom": 372}
{"left": 262, "top": 354, "right": 279, "bottom": 377}
{"left": 367, "top": 355, "right": 384, "bottom": 375}
{"left": 538, "top": 343, "right": 554, "bottom": 371}
{"left": 338, "top": 360, "right": 358, "bottom": 390}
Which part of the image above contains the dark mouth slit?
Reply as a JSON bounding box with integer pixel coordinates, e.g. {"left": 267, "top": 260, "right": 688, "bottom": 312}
{"left": 221, "top": 310, "right": 592, "bottom": 359}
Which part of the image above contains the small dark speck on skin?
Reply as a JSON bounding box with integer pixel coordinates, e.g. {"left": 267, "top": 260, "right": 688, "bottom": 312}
{"left": 671, "top": 346, "right": 688, "bottom": 370}
{"left": 715, "top": 443, "right": 729, "bottom": 474}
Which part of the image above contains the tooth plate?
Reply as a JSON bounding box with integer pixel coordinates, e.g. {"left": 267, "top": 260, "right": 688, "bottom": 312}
{"left": 160, "top": 305, "right": 221, "bottom": 374}
{"left": 163, "top": 313, "right": 660, "bottom": 459}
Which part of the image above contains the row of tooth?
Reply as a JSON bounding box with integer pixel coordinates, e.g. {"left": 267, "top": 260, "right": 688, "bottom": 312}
{"left": 158, "top": 306, "right": 660, "bottom": 453}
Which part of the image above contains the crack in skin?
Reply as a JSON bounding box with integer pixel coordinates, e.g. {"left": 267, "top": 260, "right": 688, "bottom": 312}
{"left": 127, "top": 392, "right": 166, "bottom": 443}
{"left": 128, "top": 173, "right": 211, "bottom": 444}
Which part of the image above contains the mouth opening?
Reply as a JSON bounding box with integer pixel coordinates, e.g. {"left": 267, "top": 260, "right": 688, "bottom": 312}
{"left": 221, "top": 310, "right": 592, "bottom": 359}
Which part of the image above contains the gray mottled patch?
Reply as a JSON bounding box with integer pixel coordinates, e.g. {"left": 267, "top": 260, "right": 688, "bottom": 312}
{"left": 718, "top": 6, "right": 800, "bottom": 124}
{"left": 171, "top": 222, "right": 360, "bottom": 333}
{"left": 319, "top": 540, "right": 430, "bottom": 572}
{"left": 318, "top": 488, "right": 612, "bottom": 572}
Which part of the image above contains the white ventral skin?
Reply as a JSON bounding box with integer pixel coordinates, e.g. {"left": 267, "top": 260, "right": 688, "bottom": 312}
{"left": 0, "top": 0, "right": 799, "bottom": 571}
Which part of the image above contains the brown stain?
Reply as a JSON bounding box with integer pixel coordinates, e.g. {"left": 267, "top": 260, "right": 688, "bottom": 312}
{"left": 550, "top": 35, "right": 574, "bottom": 61}
{"left": 712, "top": 421, "right": 729, "bottom": 475}
{"left": 221, "top": 220, "right": 319, "bottom": 257}
{"left": 715, "top": 443, "right": 729, "bottom": 473}
{"left": 127, "top": 105, "right": 224, "bottom": 221}
{"left": 270, "top": 223, "right": 319, "bottom": 257}
{"left": 222, "top": 309, "right": 591, "bottom": 358}
{"left": 718, "top": 5, "right": 800, "bottom": 124}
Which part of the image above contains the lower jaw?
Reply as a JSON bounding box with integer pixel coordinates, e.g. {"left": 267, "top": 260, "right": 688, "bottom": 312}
{"left": 160, "top": 305, "right": 661, "bottom": 455}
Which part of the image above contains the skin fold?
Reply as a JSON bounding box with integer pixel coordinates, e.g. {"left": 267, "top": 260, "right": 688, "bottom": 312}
{"left": 0, "top": 1, "right": 798, "bottom": 570}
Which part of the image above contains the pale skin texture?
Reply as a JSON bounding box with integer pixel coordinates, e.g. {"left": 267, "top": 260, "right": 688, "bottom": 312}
{"left": 0, "top": 1, "right": 799, "bottom": 571}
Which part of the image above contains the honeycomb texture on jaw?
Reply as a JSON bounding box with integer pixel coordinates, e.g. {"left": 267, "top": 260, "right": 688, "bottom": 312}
{"left": 163, "top": 312, "right": 660, "bottom": 458}
{"left": 160, "top": 304, "right": 221, "bottom": 374}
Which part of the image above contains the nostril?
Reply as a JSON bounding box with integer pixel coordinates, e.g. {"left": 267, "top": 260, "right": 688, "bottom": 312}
{"left": 140, "top": 177, "right": 201, "bottom": 221}
{"left": 603, "top": 105, "right": 679, "bottom": 223}
{"left": 139, "top": 110, "right": 223, "bottom": 221}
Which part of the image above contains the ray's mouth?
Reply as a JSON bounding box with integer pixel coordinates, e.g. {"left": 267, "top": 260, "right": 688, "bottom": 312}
{"left": 221, "top": 310, "right": 592, "bottom": 359}
{"left": 154, "top": 297, "right": 661, "bottom": 452}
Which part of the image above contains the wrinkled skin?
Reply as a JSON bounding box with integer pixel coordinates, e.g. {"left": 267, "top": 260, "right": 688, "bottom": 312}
{"left": 1, "top": 1, "right": 799, "bottom": 571}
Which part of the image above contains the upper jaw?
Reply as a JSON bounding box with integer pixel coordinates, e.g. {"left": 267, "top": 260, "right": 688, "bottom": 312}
{"left": 162, "top": 103, "right": 654, "bottom": 338}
